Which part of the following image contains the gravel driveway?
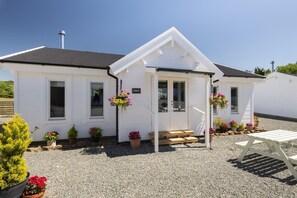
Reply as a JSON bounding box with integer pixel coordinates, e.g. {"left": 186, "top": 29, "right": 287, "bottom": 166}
{"left": 25, "top": 117, "right": 297, "bottom": 198}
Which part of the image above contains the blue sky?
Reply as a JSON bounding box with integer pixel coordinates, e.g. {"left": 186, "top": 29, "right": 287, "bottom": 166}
{"left": 1, "top": 0, "right": 297, "bottom": 80}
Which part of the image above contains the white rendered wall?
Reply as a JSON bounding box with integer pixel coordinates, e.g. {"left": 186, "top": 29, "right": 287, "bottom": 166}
{"left": 254, "top": 72, "right": 297, "bottom": 119}
{"left": 12, "top": 65, "right": 116, "bottom": 141}
{"left": 213, "top": 78, "right": 255, "bottom": 125}
{"left": 118, "top": 63, "right": 152, "bottom": 142}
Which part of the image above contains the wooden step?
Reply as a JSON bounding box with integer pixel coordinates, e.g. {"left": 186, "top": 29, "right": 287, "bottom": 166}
{"left": 184, "top": 136, "right": 198, "bottom": 143}
{"left": 149, "top": 130, "right": 194, "bottom": 138}
{"left": 151, "top": 138, "right": 186, "bottom": 145}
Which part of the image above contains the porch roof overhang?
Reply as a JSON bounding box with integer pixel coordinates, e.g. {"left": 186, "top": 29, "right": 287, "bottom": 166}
{"left": 147, "top": 66, "right": 215, "bottom": 77}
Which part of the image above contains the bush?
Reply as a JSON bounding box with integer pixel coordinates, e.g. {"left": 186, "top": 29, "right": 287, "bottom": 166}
{"left": 89, "top": 127, "right": 103, "bottom": 138}
{"left": 213, "top": 117, "right": 225, "bottom": 128}
{"left": 0, "top": 114, "right": 32, "bottom": 190}
{"left": 67, "top": 125, "right": 78, "bottom": 139}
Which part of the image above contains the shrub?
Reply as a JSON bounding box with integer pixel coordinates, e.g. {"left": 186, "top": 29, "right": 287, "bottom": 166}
{"left": 89, "top": 127, "right": 103, "bottom": 138}
{"left": 67, "top": 125, "right": 78, "bottom": 139}
{"left": 213, "top": 117, "right": 225, "bottom": 128}
{"left": 0, "top": 114, "right": 32, "bottom": 190}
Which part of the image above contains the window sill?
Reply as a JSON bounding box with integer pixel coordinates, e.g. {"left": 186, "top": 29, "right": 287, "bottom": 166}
{"left": 89, "top": 116, "right": 104, "bottom": 120}
{"left": 49, "top": 118, "right": 66, "bottom": 121}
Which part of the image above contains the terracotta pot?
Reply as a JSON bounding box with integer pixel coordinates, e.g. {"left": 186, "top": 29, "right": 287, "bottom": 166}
{"left": 247, "top": 126, "right": 253, "bottom": 131}
{"left": 23, "top": 191, "right": 45, "bottom": 198}
{"left": 254, "top": 120, "right": 259, "bottom": 127}
{"left": 47, "top": 140, "right": 56, "bottom": 147}
{"left": 130, "top": 139, "right": 141, "bottom": 149}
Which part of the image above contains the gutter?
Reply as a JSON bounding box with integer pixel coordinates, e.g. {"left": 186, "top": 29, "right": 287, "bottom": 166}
{"left": 107, "top": 67, "right": 119, "bottom": 143}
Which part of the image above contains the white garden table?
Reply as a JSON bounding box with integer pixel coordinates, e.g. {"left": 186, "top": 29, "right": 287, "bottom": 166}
{"left": 237, "top": 129, "right": 297, "bottom": 180}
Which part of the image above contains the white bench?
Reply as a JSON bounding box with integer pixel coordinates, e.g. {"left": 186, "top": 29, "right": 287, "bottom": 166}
{"left": 289, "top": 155, "right": 297, "bottom": 165}
{"left": 235, "top": 140, "right": 263, "bottom": 149}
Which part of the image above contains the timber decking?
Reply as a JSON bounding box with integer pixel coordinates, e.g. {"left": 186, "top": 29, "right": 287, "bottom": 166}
{"left": 149, "top": 130, "right": 198, "bottom": 145}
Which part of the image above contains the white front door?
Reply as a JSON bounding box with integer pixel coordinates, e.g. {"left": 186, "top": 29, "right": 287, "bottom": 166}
{"left": 158, "top": 78, "right": 188, "bottom": 131}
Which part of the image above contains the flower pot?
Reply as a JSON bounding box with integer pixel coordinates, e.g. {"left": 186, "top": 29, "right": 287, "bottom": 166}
{"left": 90, "top": 137, "right": 100, "bottom": 143}
{"left": 47, "top": 140, "right": 56, "bottom": 147}
{"left": 231, "top": 127, "right": 237, "bottom": 132}
{"left": 247, "top": 126, "right": 253, "bottom": 131}
{"left": 0, "top": 172, "right": 29, "bottom": 198}
{"left": 23, "top": 191, "right": 45, "bottom": 198}
{"left": 130, "top": 139, "right": 140, "bottom": 149}
{"left": 69, "top": 138, "right": 76, "bottom": 145}
{"left": 254, "top": 120, "right": 259, "bottom": 127}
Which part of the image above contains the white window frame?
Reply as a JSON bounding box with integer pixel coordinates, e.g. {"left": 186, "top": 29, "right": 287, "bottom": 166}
{"left": 213, "top": 86, "right": 218, "bottom": 115}
{"left": 46, "top": 77, "right": 71, "bottom": 122}
{"left": 231, "top": 87, "right": 239, "bottom": 114}
{"left": 88, "top": 81, "right": 105, "bottom": 119}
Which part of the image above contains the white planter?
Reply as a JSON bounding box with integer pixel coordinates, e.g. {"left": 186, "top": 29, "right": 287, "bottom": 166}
{"left": 47, "top": 140, "right": 56, "bottom": 147}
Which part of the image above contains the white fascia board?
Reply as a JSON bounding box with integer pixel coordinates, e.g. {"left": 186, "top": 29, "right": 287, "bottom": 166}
{"left": 0, "top": 46, "right": 45, "bottom": 59}
{"left": 0, "top": 62, "right": 107, "bottom": 76}
{"left": 219, "top": 77, "right": 264, "bottom": 83}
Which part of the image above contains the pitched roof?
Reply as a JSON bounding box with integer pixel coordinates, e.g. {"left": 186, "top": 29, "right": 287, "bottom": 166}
{"left": 0, "top": 47, "right": 265, "bottom": 79}
{"left": 0, "top": 47, "right": 124, "bottom": 69}
{"left": 214, "top": 63, "right": 265, "bottom": 79}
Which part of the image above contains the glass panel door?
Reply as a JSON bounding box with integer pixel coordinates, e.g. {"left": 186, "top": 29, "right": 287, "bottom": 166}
{"left": 158, "top": 80, "right": 168, "bottom": 112}
{"left": 172, "top": 81, "right": 185, "bottom": 112}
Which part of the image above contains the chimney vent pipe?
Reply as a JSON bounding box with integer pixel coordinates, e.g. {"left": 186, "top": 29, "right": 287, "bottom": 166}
{"left": 59, "top": 30, "right": 65, "bottom": 49}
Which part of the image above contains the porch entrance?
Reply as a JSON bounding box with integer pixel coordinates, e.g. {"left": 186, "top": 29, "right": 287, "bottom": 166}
{"left": 158, "top": 78, "right": 188, "bottom": 131}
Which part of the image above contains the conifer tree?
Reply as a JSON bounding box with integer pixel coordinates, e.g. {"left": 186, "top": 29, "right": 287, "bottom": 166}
{"left": 0, "top": 114, "right": 32, "bottom": 190}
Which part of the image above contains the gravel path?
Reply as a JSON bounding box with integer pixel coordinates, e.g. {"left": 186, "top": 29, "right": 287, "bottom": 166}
{"left": 25, "top": 117, "right": 297, "bottom": 198}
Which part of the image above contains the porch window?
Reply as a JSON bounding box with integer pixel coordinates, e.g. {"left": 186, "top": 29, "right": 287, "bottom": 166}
{"left": 50, "top": 81, "right": 65, "bottom": 118}
{"left": 173, "top": 81, "right": 185, "bottom": 112}
{"left": 158, "top": 80, "right": 168, "bottom": 112}
{"left": 231, "top": 87, "right": 238, "bottom": 113}
{"left": 90, "top": 82, "right": 104, "bottom": 117}
{"left": 213, "top": 86, "right": 218, "bottom": 114}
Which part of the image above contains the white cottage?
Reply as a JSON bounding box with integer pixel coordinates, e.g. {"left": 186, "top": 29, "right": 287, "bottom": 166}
{"left": 0, "top": 27, "right": 264, "bottom": 151}
{"left": 255, "top": 72, "right": 297, "bottom": 120}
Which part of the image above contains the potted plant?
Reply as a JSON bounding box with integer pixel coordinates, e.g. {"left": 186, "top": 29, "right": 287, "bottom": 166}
{"left": 254, "top": 116, "right": 259, "bottom": 127}
{"left": 44, "top": 131, "right": 59, "bottom": 147}
{"left": 210, "top": 128, "right": 216, "bottom": 141}
{"left": 129, "top": 131, "right": 141, "bottom": 149}
{"left": 220, "top": 123, "right": 229, "bottom": 133}
{"left": 229, "top": 120, "right": 238, "bottom": 132}
{"left": 246, "top": 123, "right": 253, "bottom": 131}
{"left": 0, "top": 114, "right": 32, "bottom": 198}
{"left": 23, "top": 175, "right": 47, "bottom": 198}
{"left": 213, "top": 117, "right": 225, "bottom": 129}
{"left": 109, "top": 90, "right": 132, "bottom": 111}
{"left": 209, "top": 93, "right": 228, "bottom": 109}
{"left": 67, "top": 125, "right": 78, "bottom": 145}
{"left": 238, "top": 123, "right": 245, "bottom": 132}
{"left": 89, "top": 127, "right": 103, "bottom": 142}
